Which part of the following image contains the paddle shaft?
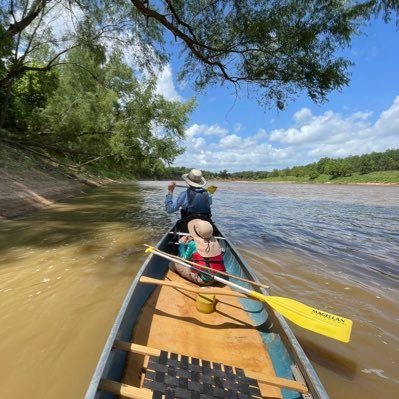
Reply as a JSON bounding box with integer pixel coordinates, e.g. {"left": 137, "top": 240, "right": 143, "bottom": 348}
{"left": 147, "top": 247, "right": 257, "bottom": 295}
{"left": 169, "top": 231, "right": 226, "bottom": 240}
{"left": 149, "top": 245, "right": 270, "bottom": 289}
{"left": 175, "top": 184, "right": 217, "bottom": 194}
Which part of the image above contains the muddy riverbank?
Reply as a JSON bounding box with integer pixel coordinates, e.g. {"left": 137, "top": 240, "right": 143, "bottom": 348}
{"left": 0, "top": 166, "right": 111, "bottom": 220}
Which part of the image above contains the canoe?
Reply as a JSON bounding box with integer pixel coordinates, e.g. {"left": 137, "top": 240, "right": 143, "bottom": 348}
{"left": 85, "top": 223, "right": 329, "bottom": 399}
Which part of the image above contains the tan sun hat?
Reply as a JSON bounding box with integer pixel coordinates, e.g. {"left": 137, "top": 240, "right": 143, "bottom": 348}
{"left": 182, "top": 169, "right": 207, "bottom": 188}
{"left": 187, "top": 219, "right": 221, "bottom": 258}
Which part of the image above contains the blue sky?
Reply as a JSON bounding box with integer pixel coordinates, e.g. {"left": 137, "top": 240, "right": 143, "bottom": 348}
{"left": 155, "top": 18, "right": 399, "bottom": 172}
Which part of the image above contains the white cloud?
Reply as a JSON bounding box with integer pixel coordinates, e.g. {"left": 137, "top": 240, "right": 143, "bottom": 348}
{"left": 374, "top": 96, "right": 399, "bottom": 137}
{"left": 155, "top": 64, "right": 182, "bottom": 101}
{"left": 189, "top": 136, "right": 207, "bottom": 150}
{"left": 254, "top": 128, "right": 268, "bottom": 140}
{"left": 186, "top": 124, "right": 229, "bottom": 138}
{"left": 174, "top": 96, "right": 399, "bottom": 172}
{"left": 219, "top": 134, "right": 242, "bottom": 148}
{"left": 293, "top": 108, "right": 313, "bottom": 124}
{"left": 269, "top": 110, "right": 355, "bottom": 144}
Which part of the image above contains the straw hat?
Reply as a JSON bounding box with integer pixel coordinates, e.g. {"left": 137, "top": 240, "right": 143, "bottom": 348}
{"left": 182, "top": 169, "right": 206, "bottom": 188}
{"left": 187, "top": 219, "right": 221, "bottom": 258}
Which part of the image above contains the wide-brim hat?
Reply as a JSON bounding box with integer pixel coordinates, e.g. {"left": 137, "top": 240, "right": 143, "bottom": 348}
{"left": 182, "top": 169, "right": 206, "bottom": 188}
{"left": 188, "top": 219, "right": 221, "bottom": 258}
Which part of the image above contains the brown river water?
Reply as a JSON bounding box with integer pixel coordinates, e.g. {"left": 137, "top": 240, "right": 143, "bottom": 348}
{"left": 0, "top": 181, "right": 398, "bottom": 398}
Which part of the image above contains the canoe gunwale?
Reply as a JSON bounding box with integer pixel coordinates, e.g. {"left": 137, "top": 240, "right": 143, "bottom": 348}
{"left": 84, "top": 227, "right": 171, "bottom": 399}
{"left": 219, "top": 230, "right": 329, "bottom": 399}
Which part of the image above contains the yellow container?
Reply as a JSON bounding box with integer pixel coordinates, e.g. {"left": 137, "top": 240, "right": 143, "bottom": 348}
{"left": 196, "top": 292, "right": 216, "bottom": 314}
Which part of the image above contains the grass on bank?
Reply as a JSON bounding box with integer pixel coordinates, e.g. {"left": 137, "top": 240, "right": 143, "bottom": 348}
{"left": 256, "top": 170, "right": 399, "bottom": 184}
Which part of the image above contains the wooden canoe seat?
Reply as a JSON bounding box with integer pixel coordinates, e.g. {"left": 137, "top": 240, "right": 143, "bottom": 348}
{"left": 112, "top": 341, "right": 308, "bottom": 396}
{"left": 142, "top": 349, "right": 263, "bottom": 398}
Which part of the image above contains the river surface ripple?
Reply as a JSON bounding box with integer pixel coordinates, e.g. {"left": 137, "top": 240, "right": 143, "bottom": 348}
{"left": 0, "top": 181, "right": 398, "bottom": 399}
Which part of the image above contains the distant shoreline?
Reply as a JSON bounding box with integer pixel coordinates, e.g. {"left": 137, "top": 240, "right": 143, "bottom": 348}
{"left": 210, "top": 179, "right": 399, "bottom": 186}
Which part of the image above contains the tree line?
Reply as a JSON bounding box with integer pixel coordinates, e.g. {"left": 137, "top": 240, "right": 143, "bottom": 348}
{"left": 1, "top": 1, "right": 397, "bottom": 178}
{"left": 149, "top": 149, "right": 399, "bottom": 180}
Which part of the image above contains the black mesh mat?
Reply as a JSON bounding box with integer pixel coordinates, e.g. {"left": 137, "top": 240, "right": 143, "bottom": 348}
{"left": 143, "top": 350, "right": 262, "bottom": 399}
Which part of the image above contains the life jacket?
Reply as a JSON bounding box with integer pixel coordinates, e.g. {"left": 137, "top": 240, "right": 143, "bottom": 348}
{"left": 191, "top": 251, "right": 225, "bottom": 275}
{"left": 180, "top": 188, "right": 211, "bottom": 218}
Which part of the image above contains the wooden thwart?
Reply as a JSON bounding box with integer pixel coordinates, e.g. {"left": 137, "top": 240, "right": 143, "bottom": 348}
{"left": 246, "top": 370, "right": 309, "bottom": 394}
{"left": 99, "top": 379, "right": 152, "bottom": 399}
{"left": 140, "top": 276, "right": 248, "bottom": 298}
{"left": 100, "top": 373, "right": 307, "bottom": 397}
{"left": 113, "top": 340, "right": 161, "bottom": 357}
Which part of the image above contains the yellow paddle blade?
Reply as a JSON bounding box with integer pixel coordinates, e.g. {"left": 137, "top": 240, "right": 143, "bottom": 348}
{"left": 206, "top": 185, "right": 217, "bottom": 194}
{"left": 249, "top": 291, "right": 352, "bottom": 343}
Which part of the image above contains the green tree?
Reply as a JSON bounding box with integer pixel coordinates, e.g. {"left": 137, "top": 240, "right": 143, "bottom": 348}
{"left": 269, "top": 168, "right": 279, "bottom": 177}
{"left": 316, "top": 157, "right": 332, "bottom": 174}
{"left": 8, "top": 66, "right": 59, "bottom": 131}
{"left": 219, "top": 169, "right": 229, "bottom": 179}
{"left": 291, "top": 166, "right": 306, "bottom": 177}
{"left": 384, "top": 149, "right": 399, "bottom": 169}
{"left": 324, "top": 159, "right": 341, "bottom": 178}
{"left": 308, "top": 166, "right": 320, "bottom": 180}
{"left": 339, "top": 160, "right": 353, "bottom": 177}
{"left": 321, "top": 159, "right": 353, "bottom": 178}
{"left": 0, "top": 0, "right": 165, "bottom": 128}
{"left": 26, "top": 47, "right": 195, "bottom": 173}
{"left": 359, "top": 157, "right": 375, "bottom": 174}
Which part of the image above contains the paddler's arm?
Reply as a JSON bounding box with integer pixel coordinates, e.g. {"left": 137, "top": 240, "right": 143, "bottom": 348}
{"left": 165, "top": 182, "right": 186, "bottom": 213}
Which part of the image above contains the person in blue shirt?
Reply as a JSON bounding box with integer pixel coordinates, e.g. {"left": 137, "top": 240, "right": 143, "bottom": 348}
{"left": 165, "top": 169, "right": 212, "bottom": 220}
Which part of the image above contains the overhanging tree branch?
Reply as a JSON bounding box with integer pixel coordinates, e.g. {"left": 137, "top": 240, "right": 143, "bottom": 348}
{"left": 7, "top": 0, "right": 52, "bottom": 36}
{"left": 130, "top": 0, "right": 234, "bottom": 82}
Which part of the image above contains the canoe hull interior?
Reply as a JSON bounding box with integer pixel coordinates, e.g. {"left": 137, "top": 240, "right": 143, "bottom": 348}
{"left": 85, "top": 224, "right": 329, "bottom": 399}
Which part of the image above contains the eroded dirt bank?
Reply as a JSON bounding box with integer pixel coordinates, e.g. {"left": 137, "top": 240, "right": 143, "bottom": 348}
{"left": 0, "top": 167, "right": 109, "bottom": 220}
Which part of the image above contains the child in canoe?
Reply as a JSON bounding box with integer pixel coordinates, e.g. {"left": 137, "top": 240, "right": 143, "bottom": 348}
{"left": 169, "top": 219, "right": 226, "bottom": 285}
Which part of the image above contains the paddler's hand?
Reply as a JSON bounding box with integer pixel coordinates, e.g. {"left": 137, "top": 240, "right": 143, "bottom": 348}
{"left": 167, "top": 181, "right": 176, "bottom": 194}
{"left": 179, "top": 235, "right": 192, "bottom": 244}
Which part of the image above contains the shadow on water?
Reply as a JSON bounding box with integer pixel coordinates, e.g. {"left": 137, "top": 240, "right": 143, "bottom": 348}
{"left": 297, "top": 337, "right": 358, "bottom": 379}
{"left": 0, "top": 183, "right": 172, "bottom": 253}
